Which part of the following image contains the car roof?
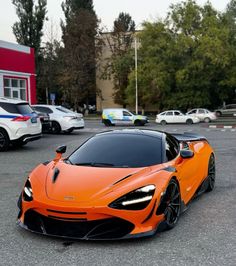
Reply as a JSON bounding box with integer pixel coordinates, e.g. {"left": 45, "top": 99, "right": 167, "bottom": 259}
{"left": 96, "top": 129, "right": 164, "bottom": 139}
{"left": 161, "top": 110, "right": 182, "bottom": 113}
{"left": 0, "top": 97, "right": 28, "bottom": 104}
{"left": 103, "top": 108, "right": 130, "bottom": 111}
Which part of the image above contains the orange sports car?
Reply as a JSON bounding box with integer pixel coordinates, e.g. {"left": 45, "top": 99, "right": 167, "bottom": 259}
{"left": 17, "top": 129, "right": 215, "bottom": 240}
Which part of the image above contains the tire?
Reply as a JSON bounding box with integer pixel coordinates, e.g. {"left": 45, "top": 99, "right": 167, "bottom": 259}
{"left": 206, "top": 154, "right": 216, "bottom": 192}
{"left": 51, "top": 121, "right": 61, "bottom": 134}
{"left": 186, "top": 119, "right": 193, "bottom": 125}
{"left": 134, "top": 120, "right": 143, "bottom": 126}
{"left": 64, "top": 128, "right": 73, "bottom": 134}
{"left": 0, "top": 128, "right": 10, "bottom": 152}
{"left": 216, "top": 111, "right": 221, "bottom": 117}
{"left": 162, "top": 179, "right": 181, "bottom": 229}
{"left": 14, "top": 140, "right": 27, "bottom": 147}
{"left": 103, "top": 120, "right": 112, "bottom": 127}
{"left": 160, "top": 120, "right": 167, "bottom": 125}
{"left": 204, "top": 117, "right": 211, "bottom": 123}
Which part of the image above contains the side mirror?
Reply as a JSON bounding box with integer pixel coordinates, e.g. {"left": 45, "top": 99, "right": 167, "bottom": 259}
{"left": 180, "top": 150, "right": 194, "bottom": 159}
{"left": 54, "top": 145, "right": 67, "bottom": 164}
{"left": 56, "top": 145, "right": 67, "bottom": 154}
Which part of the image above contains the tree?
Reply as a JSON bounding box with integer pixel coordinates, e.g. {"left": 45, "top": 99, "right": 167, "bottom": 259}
{"left": 60, "top": 0, "right": 98, "bottom": 111}
{"left": 126, "top": 0, "right": 234, "bottom": 112}
{"left": 12, "top": 0, "right": 47, "bottom": 56}
{"left": 126, "top": 21, "right": 175, "bottom": 112}
{"left": 101, "top": 12, "right": 135, "bottom": 107}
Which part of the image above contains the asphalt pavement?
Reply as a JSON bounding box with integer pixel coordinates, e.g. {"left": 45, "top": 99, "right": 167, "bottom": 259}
{"left": 0, "top": 121, "right": 235, "bottom": 266}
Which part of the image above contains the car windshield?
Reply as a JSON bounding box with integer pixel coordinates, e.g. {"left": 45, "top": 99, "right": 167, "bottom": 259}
{"left": 68, "top": 134, "right": 163, "bottom": 168}
{"left": 56, "top": 107, "right": 71, "bottom": 113}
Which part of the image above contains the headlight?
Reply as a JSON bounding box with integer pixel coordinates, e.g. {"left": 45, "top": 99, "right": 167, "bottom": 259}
{"left": 23, "top": 179, "right": 33, "bottom": 201}
{"left": 109, "top": 185, "right": 155, "bottom": 210}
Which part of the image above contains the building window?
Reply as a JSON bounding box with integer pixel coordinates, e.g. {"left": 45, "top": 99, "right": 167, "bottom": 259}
{"left": 3, "top": 78, "right": 27, "bottom": 101}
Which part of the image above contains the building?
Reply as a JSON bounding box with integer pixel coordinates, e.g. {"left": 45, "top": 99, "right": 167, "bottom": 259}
{"left": 96, "top": 32, "right": 122, "bottom": 112}
{"left": 0, "top": 40, "right": 36, "bottom": 104}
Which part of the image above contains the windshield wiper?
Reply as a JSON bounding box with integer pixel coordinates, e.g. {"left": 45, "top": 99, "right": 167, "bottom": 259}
{"left": 75, "top": 162, "right": 115, "bottom": 167}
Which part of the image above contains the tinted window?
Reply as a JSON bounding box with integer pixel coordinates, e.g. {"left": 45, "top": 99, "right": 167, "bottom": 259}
{"left": 33, "top": 106, "right": 53, "bottom": 114}
{"left": 56, "top": 107, "right": 69, "bottom": 113}
{"left": 123, "top": 111, "right": 132, "bottom": 116}
{"left": 165, "top": 134, "right": 179, "bottom": 161}
{"left": 198, "top": 109, "right": 205, "bottom": 114}
{"left": 166, "top": 112, "right": 173, "bottom": 116}
{"left": 69, "top": 134, "right": 163, "bottom": 168}
{"left": 188, "top": 110, "right": 196, "bottom": 114}
{"left": 0, "top": 103, "right": 33, "bottom": 114}
{"left": 174, "top": 111, "right": 181, "bottom": 116}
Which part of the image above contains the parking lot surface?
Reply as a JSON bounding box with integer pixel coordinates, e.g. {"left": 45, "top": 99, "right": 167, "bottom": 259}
{"left": 0, "top": 121, "right": 235, "bottom": 266}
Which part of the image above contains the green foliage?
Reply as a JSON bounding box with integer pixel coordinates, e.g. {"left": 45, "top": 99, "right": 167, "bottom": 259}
{"left": 37, "top": 40, "right": 63, "bottom": 102}
{"left": 12, "top": 0, "right": 47, "bottom": 55}
{"left": 101, "top": 12, "right": 136, "bottom": 106}
{"left": 125, "top": 0, "right": 236, "bottom": 111}
{"left": 60, "top": 0, "right": 98, "bottom": 109}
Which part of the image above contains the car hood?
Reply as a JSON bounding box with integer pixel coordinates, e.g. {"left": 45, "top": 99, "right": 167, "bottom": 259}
{"left": 45, "top": 162, "right": 150, "bottom": 203}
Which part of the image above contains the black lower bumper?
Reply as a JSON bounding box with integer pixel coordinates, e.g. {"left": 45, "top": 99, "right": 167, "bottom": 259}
{"left": 18, "top": 209, "right": 136, "bottom": 240}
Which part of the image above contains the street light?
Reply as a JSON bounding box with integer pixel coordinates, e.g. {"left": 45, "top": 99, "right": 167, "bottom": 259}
{"left": 134, "top": 35, "right": 138, "bottom": 115}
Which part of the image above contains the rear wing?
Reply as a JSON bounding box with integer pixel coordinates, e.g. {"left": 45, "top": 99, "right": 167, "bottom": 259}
{"left": 172, "top": 132, "right": 208, "bottom": 143}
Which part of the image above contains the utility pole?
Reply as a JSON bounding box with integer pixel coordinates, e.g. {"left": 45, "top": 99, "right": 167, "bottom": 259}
{"left": 135, "top": 35, "right": 138, "bottom": 114}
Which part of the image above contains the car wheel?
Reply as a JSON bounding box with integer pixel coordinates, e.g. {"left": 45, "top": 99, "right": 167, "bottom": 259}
{"left": 51, "top": 121, "right": 61, "bottom": 134}
{"left": 14, "top": 140, "right": 27, "bottom": 147}
{"left": 0, "top": 128, "right": 10, "bottom": 152}
{"left": 206, "top": 154, "right": 216, "bottom": 192}
{"left": 64, "top": 128, "right": 73, "bottom": 134}
{"left": 216, "top": 111, "right": 221, "bottom": 117}
{"left": 186, "top": 119, "right": 193, "bottom": 125}
{"left": 204, "top": 117, "right": 211, "bottom": 123}
{"left": 160, "top": 120, "right": 167, "bottom": 125}
{"left": 103, "top": 120, "right": 112, "bottom": 127}
{"left": 161, "top": 179, "right": 181, "bottom": 229}
{"left": 134, "top": 120, "right": 143, "bottom": 126}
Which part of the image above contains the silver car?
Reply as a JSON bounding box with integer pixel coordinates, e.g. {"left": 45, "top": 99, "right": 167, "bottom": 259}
{"left": 215, "top": 104, "right": 236, "bottom": 117}
{"left": 187, "top": 108, "right": 217, "bottom": 123}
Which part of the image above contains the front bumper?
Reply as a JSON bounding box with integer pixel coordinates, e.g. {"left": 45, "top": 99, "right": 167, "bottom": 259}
{"left": 17, "top": 195, "right": 164, "bottom": 240}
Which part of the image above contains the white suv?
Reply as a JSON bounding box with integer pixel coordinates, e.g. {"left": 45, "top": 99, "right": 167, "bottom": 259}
{"left": 0, "top": 98, "right": 42, "bottom": 151}
{"left": 32, "top": 105, "right": 84, "bottom": 133}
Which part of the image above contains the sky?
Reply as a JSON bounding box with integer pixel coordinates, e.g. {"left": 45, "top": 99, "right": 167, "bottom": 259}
{"left": 0, "top": 0, "right": 231, "bottom": 44}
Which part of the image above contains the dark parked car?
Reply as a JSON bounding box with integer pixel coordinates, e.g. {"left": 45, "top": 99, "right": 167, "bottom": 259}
{"left": 32, "top": 109, "right": 51, "bottom": 133}
{"left": 215, "top": 104, "right": 236, "bottom": 117}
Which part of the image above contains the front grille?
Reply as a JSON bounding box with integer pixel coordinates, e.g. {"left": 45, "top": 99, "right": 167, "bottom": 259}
{"left": 24, "top": 210, "right": 134, "bottom": 240}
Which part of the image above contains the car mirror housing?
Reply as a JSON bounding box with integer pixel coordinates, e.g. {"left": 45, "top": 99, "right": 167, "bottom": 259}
{"left": 54, "top": 145, "right": 67, "bottom": 164}
{"left": 56, "top": 145, "right": 67, "bottom": 154}
{"left": 180, "top": 150, "right": 194, "bottom": 159}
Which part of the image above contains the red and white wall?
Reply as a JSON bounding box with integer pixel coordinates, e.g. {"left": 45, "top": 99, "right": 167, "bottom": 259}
{"left": 0, "top": 40, "right": 36, "bottom": 104}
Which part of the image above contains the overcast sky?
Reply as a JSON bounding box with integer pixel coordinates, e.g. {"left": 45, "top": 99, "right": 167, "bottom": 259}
{"left": 0, "top": 0, "right": 231, "bottom": 43}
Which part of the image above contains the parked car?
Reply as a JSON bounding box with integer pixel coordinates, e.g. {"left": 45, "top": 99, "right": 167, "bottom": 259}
{"left": 102, "top": 108, "right": 149, "bottom": 126}
{"left": 215, "top": 104, "right": 236, "bottom": 117}
{"left": 0, "top": 97, "right": 41, "bottom": 151}
{"left": 155, "top": 110, "right": 200, "bottom": 125}
{"left": 32, "top": 105, "right": 84, "bottom": 134}
{"left": 186, "top": 108, "right": 217, "bottom": 123}
{"left": 32, "top": 109, "right": 52, "bottom": 132}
